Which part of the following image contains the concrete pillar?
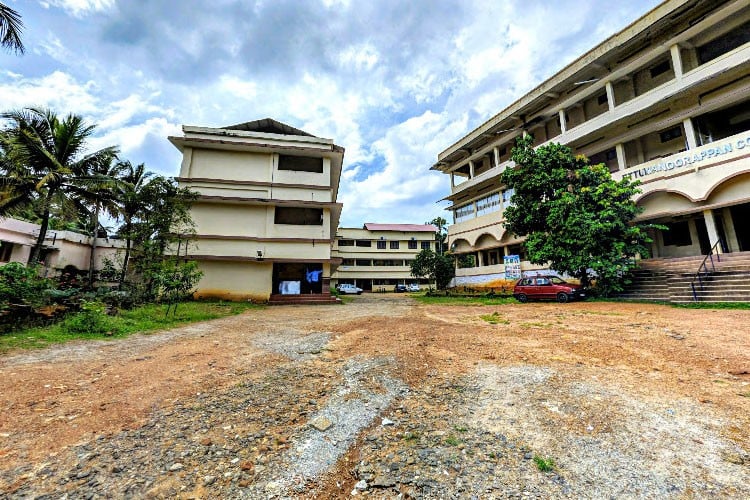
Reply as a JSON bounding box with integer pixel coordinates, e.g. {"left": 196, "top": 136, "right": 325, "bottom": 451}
{"left": 478, "top": 251, "right": 484, "bottom": 267}
{"left": 493, "top": 147, "right": 500, "bottom": 168}
{"left": 605, "top": 81, "right": 616, "bottom": 111}
{"left": 670, "top": 44, "right": 683, "bottom": 80}
{"left": 703, "top": 209, "right": 723, "bottom": 254}
{"left": 722, "top": 207, "right": 738, "bottom": 253}
{"left": 503, "top": 246, "right": 510, "bottom": 256}
{"left": 683, "top": 117, "right": 698, "bottom": 150}
{"left": 558, "top": 110, "right": 567, "bottom": 134}
{"left": 615, "top": 143, "right": 627, "bottom": 171}
{"left": 450, "top": 172, "right": 455, "bottom": 188}
{"left": 469, "top": 160, "right": 475, "bottom": 179}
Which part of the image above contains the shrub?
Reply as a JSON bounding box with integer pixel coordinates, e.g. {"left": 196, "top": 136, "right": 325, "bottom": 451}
{"left": 62, "top": 301, "right": 118, "bottom": 335}
{"left": 0, "top": 263, "right": 53, "bottom": 310}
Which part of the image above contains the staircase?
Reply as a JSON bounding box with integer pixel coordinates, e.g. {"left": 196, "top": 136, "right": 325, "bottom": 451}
{"left": 267, "top": 293, "right": 341, "bottom": 306}
{"left": 618, "top": 251, "right": 750, "bottom": 303}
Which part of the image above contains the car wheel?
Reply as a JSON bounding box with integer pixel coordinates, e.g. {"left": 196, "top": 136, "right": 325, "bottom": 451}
{"left": 557, "top": 292, "right": 569, "bottom": 303}
{"left": 516, "top": 293, "right": 528, "bottom": 303}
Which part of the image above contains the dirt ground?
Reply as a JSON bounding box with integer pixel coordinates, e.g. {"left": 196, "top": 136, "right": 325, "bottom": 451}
{"left": 1, "top": 295, "right": 749, "bottom": 498}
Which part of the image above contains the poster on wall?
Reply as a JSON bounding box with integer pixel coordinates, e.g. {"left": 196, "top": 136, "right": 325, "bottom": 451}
{"left": 504, "top": 255, "right": 521, "bottom": 279}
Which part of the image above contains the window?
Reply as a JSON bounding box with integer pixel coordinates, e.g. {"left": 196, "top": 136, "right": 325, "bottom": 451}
{"left": 697, "top": 20, "right": 750, "bottom": 65}
{"left": 0, "top": 242, "right": 13, "bottom": 262}
{"left": 408, "top": 240, "right": 417, "bottom": 249}
{"left": 662, "top": 221, "right": 692, "bottom": 246}
{"left": 390, "top": 241, "right": 399, "bottom": 249}
{"left": 476, "top": 192, "right": 501, "bottom": 217}
{"left": 342, "top": 259, "right": 355, "bottom": 266}
{"left": 355, "top": 240, "right": 372, "bottom": 247}
{"left": 421, "top": 241, "right": 431, "bottom": 250}
{"left": 659, "top": 126, "right": 682, "bottom": 143}
{"left": 455, "top": 203, "right": 474, "bottom": 223}
{"left": 274, "top": 207, "right": 323, "bottom": 225}
{"left": 355, "top": 259, "right": 372, "bottom": 266}
{"left": 605, "top": 149, "right": 617, "bottom": 161}
{"left": 278, "top": 155, "right": 324, "bottom": 173}
{"left": 338, "top": 239, "right": 354, "bottom": 247}
{"left": 377, "top": 240, "right": 386, "bottom": 249}
{"left": 373, "top": 259, "right": 398, "bottom": 266}
{"left": 502, "top": 188, "right": 515, "bottom": 207}
{"left": 597, "top": 93, "right": 608, "bottom": 106}
{"left": 649, "top": 60, "right": 671, "bottom": 78}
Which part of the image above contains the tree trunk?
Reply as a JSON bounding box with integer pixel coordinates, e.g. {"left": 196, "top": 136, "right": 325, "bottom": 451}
{"left": 119, "top": 234, "right": 132, "bottom": 288}
{"left": 88, "top": 205, "right": 99, "bottom": 288}
{"left": 27, "top": 193, "right": 52, "bottom": 266}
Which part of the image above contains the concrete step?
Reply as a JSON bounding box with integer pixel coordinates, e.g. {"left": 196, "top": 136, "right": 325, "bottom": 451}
{"left": 268, "top": 294, "right": 341, "bottom": 305}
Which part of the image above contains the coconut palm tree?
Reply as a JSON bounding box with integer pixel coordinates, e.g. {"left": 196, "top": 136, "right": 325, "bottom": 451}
{"left": 0, "top": 2, "right": 24, "bottom": 54}
{"left": 76, "top": 157, "right": 127, "bottom": 287}
{"left": 0, "top": 108, "right": 118, "bottom": 265}
{"left": 115, "top": 160, "right": 153, "bottom": 286}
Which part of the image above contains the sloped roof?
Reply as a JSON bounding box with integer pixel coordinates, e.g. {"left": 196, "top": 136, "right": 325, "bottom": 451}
{"left": 364, "top": 223, "right": 438, "bottom": 232}
{"left": 223, "top": 118, "right": 315, "bottom": 137}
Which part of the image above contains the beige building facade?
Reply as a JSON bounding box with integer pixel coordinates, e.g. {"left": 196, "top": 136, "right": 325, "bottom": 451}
{"left": 331, "top": 223, "right": 437, "bottom": 290}
{"left": 433, "top": 0, "right": 750, "bottom": 285}
{"left": 170, "top": 119, "right": 344, "bottom": 302}
{"left": 0, "top": 217, "right": 126, "bottom": 275}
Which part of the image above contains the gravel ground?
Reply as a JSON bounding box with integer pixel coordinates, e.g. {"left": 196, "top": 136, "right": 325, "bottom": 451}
{"left": 1, "top": 294, "right": 749, "bottom": 498}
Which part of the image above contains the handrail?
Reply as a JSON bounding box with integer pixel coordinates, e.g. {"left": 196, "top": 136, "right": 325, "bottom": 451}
{"left": 690, "top": 240, "right": 724, "bottom": 301}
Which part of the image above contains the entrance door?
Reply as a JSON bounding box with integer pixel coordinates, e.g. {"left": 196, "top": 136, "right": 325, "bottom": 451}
{"left": 731, "top": 203, "right": 750, "bottom": 252}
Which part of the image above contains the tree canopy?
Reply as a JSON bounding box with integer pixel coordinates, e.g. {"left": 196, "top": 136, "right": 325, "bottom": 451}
{"left": 0, "top": 2, "right": 24, "bottom": 54}
{"left": 410, "top": 248, "right": 455, "bottom": 290}
{"left": 500, "top": 135, "right": 655, "bottom": 294}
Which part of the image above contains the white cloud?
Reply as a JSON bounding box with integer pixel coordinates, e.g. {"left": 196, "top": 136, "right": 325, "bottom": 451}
{"left": 0, "top": 71, "right": 100, "bottom": 114}
{"left": 40, "top": 0, "right": 116, "bottom": 17}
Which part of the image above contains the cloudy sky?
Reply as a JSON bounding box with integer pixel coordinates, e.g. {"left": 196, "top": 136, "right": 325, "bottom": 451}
{"left": 1, "top": 0, "right": 662, "bottom": 227}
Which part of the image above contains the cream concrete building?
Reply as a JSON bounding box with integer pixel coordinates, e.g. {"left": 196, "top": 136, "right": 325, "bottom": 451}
{"left": 0, "top": 217, "right": 126, "bottom": 275}
{"left": 433, "top": 0, "right": 750, "bottom": 285}
{"left": 169, "top": 118, "right": 344, "bottom": 302}
{"left": 331, "top": 223, "right": 437, "bottom": 291}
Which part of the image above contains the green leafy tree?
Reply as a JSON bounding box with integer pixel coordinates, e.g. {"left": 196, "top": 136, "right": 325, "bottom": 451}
{"left": 125, "top": 176, "right": 197, "bottom": 301}
{"left": 0, "top": 2, "right": 23, "bottom": 54}
{"left": 0, "top": 262, "right": 53, "bottom": 310}
{"left": 501, "top": 135, "right": 655, "bottom": 294}
{"left": 0, "top": 108, "right": 118, "bottom": 265}
{"left": 410, "top": 248, "right": 455, "bottom": 290}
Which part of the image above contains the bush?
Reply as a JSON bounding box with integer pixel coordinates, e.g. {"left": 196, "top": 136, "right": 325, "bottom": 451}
{"left": 62, "top": 301, "right": 118, "bottom": 335}
{"left": 0, "top": 263, "right": 53, "bottom": 310}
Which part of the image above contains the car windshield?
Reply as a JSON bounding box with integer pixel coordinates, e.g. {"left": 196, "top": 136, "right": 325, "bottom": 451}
{"left": 550, "top": 276, "right": 566, "bottom": 284}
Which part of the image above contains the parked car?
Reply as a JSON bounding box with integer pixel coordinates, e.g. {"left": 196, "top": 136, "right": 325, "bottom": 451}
{"left": 513, "top": 276, "right": 586, "bottom": 303}
{"left": 394, "top": 284, "right": 408, "bottom": 293}
{"left": 337, "top": 284, "right": 363, "bottom": 295}
{"left": 407, "top": 283, "right": 420, "bottom": 292}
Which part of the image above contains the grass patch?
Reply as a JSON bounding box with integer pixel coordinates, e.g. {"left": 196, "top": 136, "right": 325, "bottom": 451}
{"left": 453, "top": 425, "right": 468, "bottom": 433}
{"left": 444, "top": 435, "right": 460, "bottom": 446}
{"left": 0, "top": 300, "right": 262, "bottom": 353}
{"left": 672, "top": 302, "right": 750, "bottom": 310}
{"left": 533, "top": 455, "right": 555, "bottom": 472}
{"left": 414, "top": 295, "right": 516, "bottom": 306}
{"left": 479, "top": 311, "right": 510, "bottom": 324}
{"left": 403, "top": 431, "right": 420, "bottom": 442}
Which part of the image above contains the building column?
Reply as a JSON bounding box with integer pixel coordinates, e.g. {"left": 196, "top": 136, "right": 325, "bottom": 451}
{"left": 450, "top": 172, "right": 455, "bottom": 188}
{"left": 558, "top": 110, "right": 567, "bottom": 134}
{"left": 615, "top": 143, "right": 627, "bottom": 171}
{"left": 722, "top": 207, "right": 738, "bottom": 253}
{"left": 703, "top": 209, "right": 723, "bottom": 254}
{"left": 670, "top": 44, "right": 683, "bottom": 81}
{"left": 683, "top": 117, "right": 698, "bottom": 150}
{"left": 493, "top": 147, "right": 500, "bottom": 168}
{"left": 469, "top": 160, "right": 475, "bottom": 179}
{"left": 477, "top": 251, "right": 484, "bottom": 267}
{"left": 605, "top": 81, "right": 616, "bottom": 111}
{"left": 503, "top": 246, "right": 510, "bottom": 256}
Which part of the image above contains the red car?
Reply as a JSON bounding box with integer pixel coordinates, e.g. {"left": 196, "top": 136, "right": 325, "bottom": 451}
{"left": 513, "top": 276, "right": 586, "bottom": 303}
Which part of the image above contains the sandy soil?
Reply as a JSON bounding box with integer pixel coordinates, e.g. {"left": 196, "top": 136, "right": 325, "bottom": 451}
{"left": 0, "top": 295, "right": 748, "bottom": 497}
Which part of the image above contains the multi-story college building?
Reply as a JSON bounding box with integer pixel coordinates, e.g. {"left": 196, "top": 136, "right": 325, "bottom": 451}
{"left": 433, "top": 0, "right": 750, "bottom": 286}
{"left": 170, "top": 118, "right": 344, "bottom": 303}
{"left": 331, "top": 223, "right": 437, "bottom": 290}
